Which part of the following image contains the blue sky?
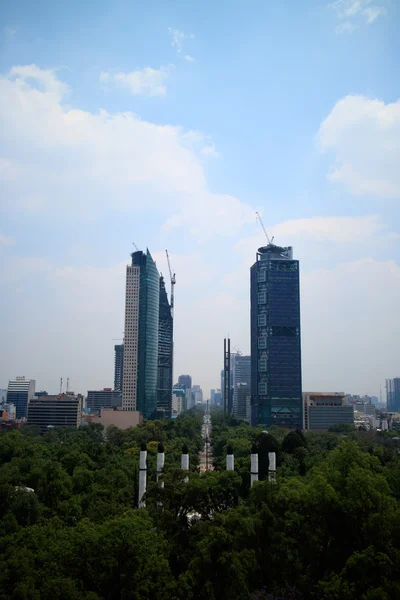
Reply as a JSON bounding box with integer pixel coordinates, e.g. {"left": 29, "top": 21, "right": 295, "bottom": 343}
{"left": 0, "top": 0, "right": 399, "bottom": 398}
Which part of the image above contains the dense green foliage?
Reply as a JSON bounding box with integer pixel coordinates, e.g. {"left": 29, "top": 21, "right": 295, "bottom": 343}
{"left": 1, "top": 407, "right": 400, "bottom": 599}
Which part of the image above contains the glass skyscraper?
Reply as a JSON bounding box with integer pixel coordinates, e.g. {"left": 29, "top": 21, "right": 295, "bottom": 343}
{"left": 250, "top": 243, "right": 302, "bottom": 428}
{"left": 157, "top": 276, "right": 173, "bottom": 417}
{"left": 122, "top": 249, "right": 159, "bottom": 419}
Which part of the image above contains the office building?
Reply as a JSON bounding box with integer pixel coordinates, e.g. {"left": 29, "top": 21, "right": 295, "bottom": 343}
{"left": 0, "top": 389, "right": 7, "bottom": 404}
{"left": 192, "top": 385, "right": 204, "bottom": 404}
{"left": 172, "top": 388, "right": 186, "bottom": 415}
{"left": 251, "top": 243, "right": 302, "bottom": 428}
{"left": 84, "top": 407, "right": 142, "bottom": 430}
{"left": 232, "top": 354, "right": 251, "bottom": 416}
{"left": 122, "top": 249, "right": 159, "bottom": 418}
{"left": 7, "top": 377, "right": 36, "bottom": 420}
{"left": 27, "top": 393, "right": 82, "bottom": 433}
{"left": 157, "top": 276, "right": 173, "bottom": 418}
{"left": 178, "top": 374, "right": 192, "bottom": 390}
{"left": 86, "top": 388, "right": 122, "bottom": 414}
{"left": 114, "top": 344, "right": 124, "bottom": 391}
{"left": 235, "top": 382, "right": 251, "bottom": 422}
{"left": 303, "top": 392, "right": 354, "bottom": 431}
{"left": 386, "top": 378, "right": 400, "bottom": 412}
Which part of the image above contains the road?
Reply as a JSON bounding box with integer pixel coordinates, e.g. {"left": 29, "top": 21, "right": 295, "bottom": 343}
{"left": 199, "top": 412, "right": 213, "bottom": 472}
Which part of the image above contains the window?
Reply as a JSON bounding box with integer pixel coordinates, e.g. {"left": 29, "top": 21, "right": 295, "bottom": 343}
{"left": 258, "top": 382, "right": 267, "bottom": 395}
{"left": 258, "top": 336, "right": 266, "bottom": 349}
{"left": 258, "top": 314, "right": 266, "bottom": 327}
{"left": 258, "top": 359, "right": 267, "bottom": 372}
{"left": 258, "top": 270, "right": 266, "bottom": 282}
{"left": 258, "top": 292, "right": 266, "bottom": 304}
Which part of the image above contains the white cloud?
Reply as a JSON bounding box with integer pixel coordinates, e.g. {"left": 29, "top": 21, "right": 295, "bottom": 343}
{"left": 0, "top": 65, "right": 252, "bottom": 237}
{"left": 0, "top": 234, "right": 14, "bottom": 246}
{"left": 317, "top": 95, "right": 400, "bottom": 198}
{"left": 100, "top": 65, "right": 174, "bottom": 97}
{"left": 168, "top": 28, "right": 195, "bottom": 60}
{"left": 329, "top": 0, "right": 387, "bottom": 32}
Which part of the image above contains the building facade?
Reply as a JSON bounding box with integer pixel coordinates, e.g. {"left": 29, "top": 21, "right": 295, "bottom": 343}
{"left": 251, "top": 244, "right": 302, "bottom": 428}
{"left": 86, "top": 388, "right": 122, "bottom": 414}
{"left": 157, "top": 276, "right": 173, "bottom": 418}
{"left": 122, "top": 249, "right": 159, "bottom": 418}
{"left": 235, "top": 382, "right": 251, "bottom": 422}
{"left": 178, "top": 374, "right": 192, "bottom": 390}
{"left": 303, "top": 392, "right": 354, "bottom": 430}
{"left": 27, "top": 393, "right": 82, "bottom": 432}
{"left": 114, "top": 344, "right": 124, "bottom": 392}
{"left": 386, "top": 378, "right": 400, "bottom": 412}
{"left": 232, "top": 354, "right": 251, "bottom": 416}
{"left": 7, "top": 377, "right": 36, "bottom": 420}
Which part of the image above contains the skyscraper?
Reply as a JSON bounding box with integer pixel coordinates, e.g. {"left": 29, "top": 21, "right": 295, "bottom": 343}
{"left": 122, "top": 249, "right": 159, "bottom": 418}
{"left": 386, "top": 378, "right": 400, "bottom": 412}
{"left": 232, "top": 354, "right": 251, "bottom": 416}
{"left": 250, "top": 243, "right": 302, "bottom": 428}
{"left": 7, "top": 377, "right": 35, "bottom": 420}
{"left": 178, "top": 374, "right": 192, "bottom": 390}
{"left": 114, "top": 344, "right": 124, "bottom": 391}
{"left": 157, "top": 275, "right": 173, "bottom": 417}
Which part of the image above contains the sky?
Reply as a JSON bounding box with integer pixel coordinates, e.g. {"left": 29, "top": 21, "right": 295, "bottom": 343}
{"left": 0, "top": 0, "right": 399, "bottom": 399}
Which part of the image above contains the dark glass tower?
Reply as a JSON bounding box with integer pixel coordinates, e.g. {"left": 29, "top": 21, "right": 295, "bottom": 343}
{"left": 157, "top": 276, "right": 173, "bottom": 417}
{"left": 114, "top": 344, "right": 124, "bottom": 391}
{"left": 251, "top": 244, "right": 302, "bottom": 428}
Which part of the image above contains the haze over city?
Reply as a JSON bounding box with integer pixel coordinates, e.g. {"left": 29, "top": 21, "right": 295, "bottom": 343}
{"left": 1, "top": 0, "right": 399, "bottom": 398}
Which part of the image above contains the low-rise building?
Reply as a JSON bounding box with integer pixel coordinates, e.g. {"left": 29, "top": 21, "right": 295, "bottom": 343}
{"left": 27, "top": 392, "right": 82, "bottom": 433}
{"left": 85, "top": 407, "right": 142, "bottom": 430}
{"left": 86, "top": 388, "right": 122, "bottom": 414}
{"left": 303, "top": 392, "right": 354, "bottom": 431}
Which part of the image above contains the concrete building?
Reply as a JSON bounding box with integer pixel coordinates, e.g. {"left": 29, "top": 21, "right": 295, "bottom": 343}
{"left": 192, "top": 385, "right": 203, "bottom": 404}
{"left": 251, "top": 244, "right": 302, "bottom": 427}
{"left": 303, "top": 392, "right": 354, "bottom": 431}
{"left": 7, "top": 377, "right": 36, "bottom": 420}
{"left": 234, "top": 382, "right": 251, "bottom": 422}
{"left": 178, "top": 374, "right": 192, "bottom": 390}
{"left": 157, "top": 276, "right": 173, "bottom": 418}
{"left": 114, "top": 344, "right": 124, "bottom": 392}
{"left": 27, "top": 393, "right": 82, "bottom": 432}
{"left": 386, "top": 378, "right": 400, "bottom": 412}
{"left": 172, "top": 387, "right": 186, "bottom": 415}
{"left": 122, "top": 249, "right": 159, "bottom": 418}
{"left": 85, "top": 407, "right": 142, "bottom": 430}
{"left": 86, "top": 388, "right": 122, "bottom": 414}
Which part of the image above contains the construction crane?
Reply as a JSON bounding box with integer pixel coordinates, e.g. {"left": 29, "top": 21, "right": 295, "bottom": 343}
{"left": 165, "top": 249, "right": 176, "bottom": 316}
{"left": 255, "top": 211, "right": 274, "bottom": 245}
{"left": 132, "top": 242, "right": 139, "bottom": 251}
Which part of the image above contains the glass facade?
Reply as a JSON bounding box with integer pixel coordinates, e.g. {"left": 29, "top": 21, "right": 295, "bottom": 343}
{"left": 251, "top": 245, "right": 302, "bottom": 428}
{"left": 387, "top": 378, "right": 400, "bottom": 412}
{"left": 157, "top": 276, "right": 173, "bottom": 418}
{"left": 132, "top": 249, "right": 160, "bottom": 419}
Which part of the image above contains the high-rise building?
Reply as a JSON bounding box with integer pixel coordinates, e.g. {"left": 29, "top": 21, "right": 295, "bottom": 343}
{"left": 250, "top": 243, "right": 302, "bottom": 427}
{"left": 27, "top": 393, "right": 82, "bottom": 432}
{"left": 157, "top": 276, "right": 173, "bottom": 418}
{"left": 114, "top": 344, "right": 124, "bottom": 391}
{"left": 178, "top": 374, "right": 192, "bottom": 390}
{"left": 232, "top": 354, "right": 251, "bottom": 415}
{"left": 86, "top": 388, "right": 122, "bottom": 414}
{"left": 386, "top": 378, "right": 400, "bottom": 412}
{"left": 7, "top": 377, "right": 35, "bottom": 420}
{"left": 122, "top": 249, "right": 159, "bottom": 418}
{"left": 235, "top": 382, "right": 251, "bottom": 422}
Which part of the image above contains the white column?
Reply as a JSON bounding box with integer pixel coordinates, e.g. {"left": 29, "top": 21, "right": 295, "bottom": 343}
{"left": 250, "top": 444, "right": 258, "bottom": 487}
{"left": 157, "top": 443, "right": 165, "bottom": 488}
{"left": 138, "top": 443, "right": 147, "bottom": 508}
{"left": 268, "top": 451, "right": 276, "bottom": 482}
{"left": 226, "top": 445, "right": 234, "bottom": 471}
{"left": 181, "top": 443, "right": 189, "bottom": 483}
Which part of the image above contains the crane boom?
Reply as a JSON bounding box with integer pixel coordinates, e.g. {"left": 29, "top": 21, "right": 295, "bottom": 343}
{"left": 165, "top": 249, "right": 176, "bottom": 314}
{"left": 255, "top": 212, "right": 274, "bottom": 245}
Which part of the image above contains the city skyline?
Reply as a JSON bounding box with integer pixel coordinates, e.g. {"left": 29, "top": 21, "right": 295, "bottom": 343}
{"left": 0, "top": 1, "right": 399, "bottom": 398}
